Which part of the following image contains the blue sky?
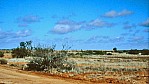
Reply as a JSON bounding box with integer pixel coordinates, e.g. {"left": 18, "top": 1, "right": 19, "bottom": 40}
{"left": 0, "top": 0, "right": 149, "bottom": 50}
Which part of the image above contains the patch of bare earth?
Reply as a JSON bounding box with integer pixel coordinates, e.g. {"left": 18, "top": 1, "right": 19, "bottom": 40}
{"left": 0, "top": 65, "right": 93, "bottom": 84}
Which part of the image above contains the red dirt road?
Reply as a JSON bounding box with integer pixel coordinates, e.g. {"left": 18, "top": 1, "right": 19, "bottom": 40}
{"left": 0, "top": 65, "right": 92, "bottom": 84}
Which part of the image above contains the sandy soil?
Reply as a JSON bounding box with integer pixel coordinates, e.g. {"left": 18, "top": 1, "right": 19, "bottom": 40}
{"left": 0, "top": 65, "right": 92, "bottom": 84}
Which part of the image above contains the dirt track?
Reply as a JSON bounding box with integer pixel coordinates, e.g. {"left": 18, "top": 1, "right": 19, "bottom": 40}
{"left": 0, "top": 65, "right": 90, "bottom": 84}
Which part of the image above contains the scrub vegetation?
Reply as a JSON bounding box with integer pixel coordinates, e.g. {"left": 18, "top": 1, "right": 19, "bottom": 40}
{"left": 1, "top": 41, "right": 149, "bottom": 84}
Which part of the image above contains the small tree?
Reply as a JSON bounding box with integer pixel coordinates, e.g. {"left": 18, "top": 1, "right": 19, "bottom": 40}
{"left": 12, "top": 41, "right": 32, "bottom": 58}
{"left": 113, "top": 47, "right": 117, "bottom": 52}
{"left": 20, "top": 42, "right": 26, "bottom": 48}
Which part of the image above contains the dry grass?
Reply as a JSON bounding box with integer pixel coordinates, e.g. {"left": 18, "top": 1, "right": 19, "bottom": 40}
{"left": 2, "top": 52, "right": 149, "bottom": 84}
{"left": 3, "top": 53, "right": 12, "bottom": 59}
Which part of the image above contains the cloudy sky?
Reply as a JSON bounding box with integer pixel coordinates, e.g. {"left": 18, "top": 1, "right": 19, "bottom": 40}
{"left": 0, "top": 0, "right": 149, "bottom": 50}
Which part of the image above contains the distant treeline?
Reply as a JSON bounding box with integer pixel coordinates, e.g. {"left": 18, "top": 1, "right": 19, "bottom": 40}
{"left": 73, "top": 49, "right": 149, "bottom": 55}
{"left": 127, "top": 49, "right": 149, "bottom": 55}
{"left": 0, "top": 49, "right": 12, "bottom": 53}
{"left": 75, "top": 50, "right": 106, "bottom": 55}
{"left": 0, "top": 49, "right": 149, "bottom": 55}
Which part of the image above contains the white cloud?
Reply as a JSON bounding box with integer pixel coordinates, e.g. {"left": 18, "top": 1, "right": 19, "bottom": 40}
{"left": 17, "top": 15, "right": 42, "bottom": 27}
{"left": 110, "top": 36, "right": 125, "bottom": 42}
{"left": 123, "top": 24, "right": 136, "bottom": 29}
{"left": 18, "top": 24, "right": 28, "bottom": 27}
{"left": 133, "top": 36, "right": 144, "bottom": 41}
{"left": 103, "top": 10, "right": 118, "bottom": 18}
{"left": 16, "top": 29, "right": 32, "bottom": 37}
{"left": 0, "top": 30, "right": 13, "bottom": 39}
{"left": 51, "top": 19, "right": 83, "bottom": 34}
{"left": 103, "top": 9, "right": 133, "bottom": 18}
{"left": 88, "top": 19, "right": 115, "bottom": 27}
{"left": 18, "top": 15, "right": 41, "bottom": 23}
{"left": 0, "top": 29, "right": 32, "bottom": 48}
{"left": 0, "top": 29, "right": 32, "bottom": 39}
{"left": 52, "top": 24, "right": 81, "bottom": 34}
{"left": 144, "top": 29, "right": 149, "bottom": 32}
{"left": 140, "top": 18, "right": 149, "bottom": 27}
{"left": 118, "top": 9, "right": 133, "bottom": 16}
{"left": 86, "top": 36, "right": 124, "bottom": 43}
{"left": 51, "top": 19, "right": 116, "bottom": 34}
{"left": 128, "top": 36, "right": 144, "bottom": 42}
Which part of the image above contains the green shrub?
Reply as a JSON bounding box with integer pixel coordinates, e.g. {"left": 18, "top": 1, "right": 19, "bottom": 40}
{"left": 0, "top": 59, "right": 7, "bottom": 64}
{"left": 0, "top": 51, "right": 4, "bottom": 57}
{"left": 128, "top": 50, "right": 139, "bottom": 54}
{"left": 9, "top": 64, "right": 18, "bottom": 67}
{"left": 107, "top": 53, "right": 112, "bottom": 55}
{"left": 25, "top": 57, "right": 45, "bottom": 71}
{"left": 93, "top": 51, "right": 106, "bottom": 55}
{"left": 12, "top": 47, "right": 29, "bottom": 58}
{"left": 141, "top": 50, "right": 149, "bottom": 55}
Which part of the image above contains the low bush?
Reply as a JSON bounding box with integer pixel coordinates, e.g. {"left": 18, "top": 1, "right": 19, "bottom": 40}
{"left": 0, "top": 51, "right": 4, "bottom": 57}
{"left": 107, "top": 53, "right": 112, "bottom": 55}
{"left": 0, "top": 59, "right": 8, "bottom": 64}
{"left": 23, "top": 57, "right": 45, "bottom": 71}
{"left": 12, "top": 47, "right": 29, "bottom": 58}
{"left": 9, "top": 64, "right": 18, "bottom": 67}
